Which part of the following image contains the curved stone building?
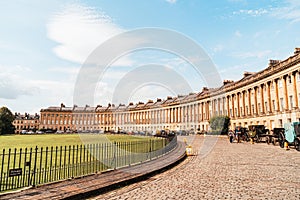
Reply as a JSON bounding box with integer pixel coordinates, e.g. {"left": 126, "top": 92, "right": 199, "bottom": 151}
{"left": 40, "top": 48, "right": 300, "bottom": 132}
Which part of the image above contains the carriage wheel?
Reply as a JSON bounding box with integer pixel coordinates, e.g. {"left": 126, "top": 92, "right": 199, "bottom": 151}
{"left": 294, "top": 138, "right": 300, "bottom": 151}
{"left": 266, "top": 136, "right": 270, "bottom": 145}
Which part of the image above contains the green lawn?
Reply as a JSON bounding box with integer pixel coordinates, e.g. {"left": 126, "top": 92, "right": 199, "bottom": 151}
{"left": 0, "top": 134, "right": 155, "bottom": 150}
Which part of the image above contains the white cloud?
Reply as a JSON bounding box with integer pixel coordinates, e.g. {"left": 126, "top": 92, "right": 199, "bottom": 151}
{"left": 47, "top": 4, "right": 128, "bottom": 64}
{"left": 232, "top": 0, "right": 300, "bottom": 23}
{"left": 0, "top": 65, "right": 38, "bottom": 99}
{"left": 48, "top": 66, "right": 80, "bottom": 75}
{"left": 165, "top": 0, "right": 177, "bottom": 4}
{"left": 233, "top": 9, "right": 268, "bottom": 17}
{"left": 271, "top": 0, "right": 300, "bottom": 23}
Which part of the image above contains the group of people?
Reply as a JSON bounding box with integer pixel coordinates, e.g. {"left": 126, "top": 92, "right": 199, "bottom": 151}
{"left": 228, "top": 126, "right": 242, "bottom": 143}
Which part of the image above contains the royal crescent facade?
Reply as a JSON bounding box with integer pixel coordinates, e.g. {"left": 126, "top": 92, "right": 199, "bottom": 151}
{"left": 39, "top": 48, "right": 300, "bottom": 132}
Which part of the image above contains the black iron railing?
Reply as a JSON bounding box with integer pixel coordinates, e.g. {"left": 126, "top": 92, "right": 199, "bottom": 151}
{"left": 0, "top": 136, "right": 177, "bottom": 192}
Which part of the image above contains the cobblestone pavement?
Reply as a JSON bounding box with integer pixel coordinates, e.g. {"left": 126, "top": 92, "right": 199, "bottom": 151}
{"left": 91, "top": 135, "right": 300, "bottom": 200}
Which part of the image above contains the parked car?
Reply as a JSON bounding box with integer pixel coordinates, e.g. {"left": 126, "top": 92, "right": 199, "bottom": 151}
{"left": 56, "top": 130, "right": 64, "bottom": 134}
{"left": 36, "top": 130, "right": 45, "bottom": 134}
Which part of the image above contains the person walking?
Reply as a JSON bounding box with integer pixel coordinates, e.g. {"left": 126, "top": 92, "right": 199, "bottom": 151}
{"left": 235, "top": 126, "right": 242, "bottom": 143}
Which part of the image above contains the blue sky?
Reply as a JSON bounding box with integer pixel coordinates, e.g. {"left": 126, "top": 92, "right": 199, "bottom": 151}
{"left": 0, "top": 0, "right": 300, "bottom": 114}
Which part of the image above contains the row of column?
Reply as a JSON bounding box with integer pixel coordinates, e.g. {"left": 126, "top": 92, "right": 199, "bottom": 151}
{"left": 226, "top": 71, "right": 299, "bottom": 118}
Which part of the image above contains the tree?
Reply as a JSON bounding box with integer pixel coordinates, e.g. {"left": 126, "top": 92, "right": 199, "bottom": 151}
{"left": 0, "top": 107, "right": 15, "bottom": 135}
{"left": 209, "top": 115, "right": 230, "bottom": 135}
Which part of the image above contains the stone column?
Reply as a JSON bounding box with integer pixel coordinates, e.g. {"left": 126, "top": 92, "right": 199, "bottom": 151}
{"left": 283, "top": 76, "right": 288, "bottom": 111}
{"left": 171, "top": 108, "right": 174, "bottom": 123}
{"left": 200, "top": 102, "right": 204, "bottom": 121}
{"left": 227, "top": 96, "right": 230, "bottom": 116}
{"left": 247, "top": 89, "right": 252, "bottom": 116}
{"left": 254, "top": 87, "right": 258, "bottom": 115}
{"left": 267, "top": 81, "right": 272, "bottom": 113}
{"left": 231, "top": 94, "right": 235, "bottom": 118}
{"left": 274, "top": 79, "right": 280, "bottom": 111}
{"left": 292, "top": 71, "right": 299, "bottom": 109}
{"left": 207, "top": 101, "right": 210, "bottom": 120}
{"left": 261, "top": 84, "right": 265, "bottom": 114}
{"left": 242, "top": 91, "right": 246, "bottom": 116}
{"left": 237, "top": 93, "right": 240, "bottom": 117}
{"left": 197, "top": 103, "right": 199, "bottom": 122}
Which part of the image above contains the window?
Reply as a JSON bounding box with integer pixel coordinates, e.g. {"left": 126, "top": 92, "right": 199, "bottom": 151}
{"left": 252, "top": 105, "right": 255, "bottom": 114}
{"left": 265, "top": 102, "right": 268, "bottom": 112}
{"left": 280, "top": 98, "right": 284, "bottom": 111}
{"left": 246, "top": 106, "right": 249, "bottom": 115}
{"left": 288, "top": 76, "right": 292, "bottom": 84}
{"left": 258, "top": 103, "right": 261, "bottom": 113}
{"left": 272, "top": 100, "right": 275, "bottom": 111}
{"left": 278, "top": 79, "right": 283, "bottom": 88}
{"left": 289, "top": 96, "right": 293, "bottom": 109}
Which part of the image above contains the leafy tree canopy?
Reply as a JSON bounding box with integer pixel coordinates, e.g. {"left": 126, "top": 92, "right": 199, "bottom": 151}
{"left": 0, "top": 107, "right": 15, "bottom": 135}
{"left": 209, "top": 115, "right": 230, "bottom": 134}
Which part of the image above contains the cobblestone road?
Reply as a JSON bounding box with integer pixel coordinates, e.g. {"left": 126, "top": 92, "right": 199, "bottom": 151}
{"left": 91, "top": 135, "right": 300, "bottom": 200}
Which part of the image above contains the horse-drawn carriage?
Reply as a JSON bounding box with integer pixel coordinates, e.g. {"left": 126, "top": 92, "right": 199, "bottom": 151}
{"left": 228, "top": 126, "right": 249, "bottom": 143}
{"left": 247, "top": 125, "right": 270, "bottom": 143}
{"left": 266, "top": 128, "right": 285, "bottom": 146}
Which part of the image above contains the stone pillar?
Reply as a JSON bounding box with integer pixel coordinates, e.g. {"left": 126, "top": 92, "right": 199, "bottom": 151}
{"left": 231, "top": 94, "right": 235, "bottom": 118}
{"left": 173, "top": 107, "right": 175, "bottom": 123}
{"left": 248, "top": 89, "right": 252, "bottom": 116}
{"left": 200, "top": 102, "right": 204, "bottom": 121}
{"left": 274, "top": 79, "right": 280, "bottom": 111}
{"left": 207, "top": 101, "right": 210, "bottom": 120}
{"left": 292, "top": 71, "right": 299, "bottom": 109}
{"left": 242, "top": 91, "right": 246, "bottom": 116}
{"left": 267, "top": 82, "right": 272, "bottom": 113}
{"left": 237, "top": 93, "right": 240, "bottom": 117}
{"left": 227, "top": 96, "right": 230, "bottom": 116}
{"left": 261, "top": 84, "right": 265, "bottom": 114}
{"left": 218, "top": 98, "right": 221, "bottom": 116}
{"left": 196, "top": 103, "right": 199, "bottom": 122}
{"left": 254, "top": 87, "right": 258, "bottom": 115}
{"left": 283, "top": 76, "right": 288, "bottom": 111}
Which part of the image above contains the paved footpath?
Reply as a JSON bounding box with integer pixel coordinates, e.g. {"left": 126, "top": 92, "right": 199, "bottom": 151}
{"left": 91, "top": 135, "right": 300, "bottom": 200}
